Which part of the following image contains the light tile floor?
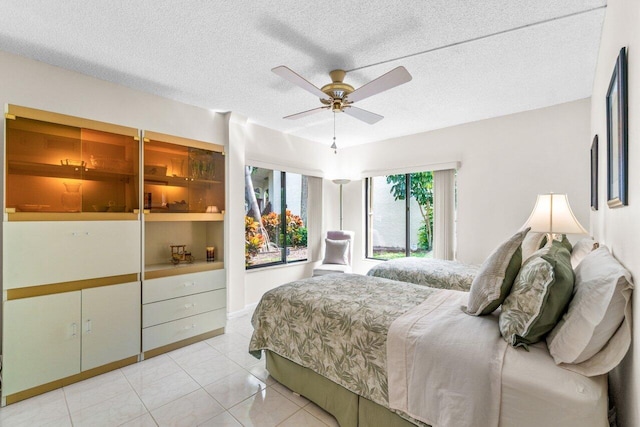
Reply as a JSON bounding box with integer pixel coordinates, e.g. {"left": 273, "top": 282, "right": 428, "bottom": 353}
{"left": 0, "top": 310, "right": 340, "bottom": 427}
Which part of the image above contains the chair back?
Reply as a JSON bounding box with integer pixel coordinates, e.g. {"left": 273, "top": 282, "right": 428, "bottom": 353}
{"left": 326, "top": 230, "right": 355, "bottom": 266}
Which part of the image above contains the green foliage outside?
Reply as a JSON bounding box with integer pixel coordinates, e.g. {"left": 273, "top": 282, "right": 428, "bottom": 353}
{"left": 386, "top": 172, "right": 434, "bottom": 251}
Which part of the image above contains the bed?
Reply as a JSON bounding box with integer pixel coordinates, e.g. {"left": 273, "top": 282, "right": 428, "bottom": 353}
{"left": 249, "top": 273, "right": 609, "bottom": 427}
{"left": 366, "top": 257, "right": 479, "bottom": 291}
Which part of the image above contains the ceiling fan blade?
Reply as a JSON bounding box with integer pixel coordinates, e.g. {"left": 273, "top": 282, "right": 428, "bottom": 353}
{"left": 347, "top": 66, "right": 412, "bottom": 103}
{"left": 343, "top": 106, "right": 383, "bottom": 124}
{"left": 272, "top": 66, "right": 329, "bottom": 100}
{"left": 283, "top": 106, "right": 329, "bottom": 120}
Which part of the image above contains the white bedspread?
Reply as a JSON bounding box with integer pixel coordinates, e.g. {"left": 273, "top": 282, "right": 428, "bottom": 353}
{"left": 387, "top": 289, "right": 507, "bottom": 427}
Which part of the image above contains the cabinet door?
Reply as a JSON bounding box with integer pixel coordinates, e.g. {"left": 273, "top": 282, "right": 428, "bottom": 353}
{"left": 81, "top": 282, "right": 141, "bottom": 371}
{"left": 3, "top": 292, "right": 81, "bottom": 396}
{"left": 4, "top": 221, "right": 141, "bottom": 289}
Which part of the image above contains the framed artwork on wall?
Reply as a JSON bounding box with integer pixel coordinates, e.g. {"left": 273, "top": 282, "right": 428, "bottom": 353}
{"left": 606, "top": 47, "right": 628, "bottom": 208}
{"left": 591, "top": 135, "right": 598, "bottom": 211}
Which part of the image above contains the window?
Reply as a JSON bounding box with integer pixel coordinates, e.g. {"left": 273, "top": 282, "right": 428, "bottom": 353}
{"left": 365, "top": 172, "right": 434, "bottom": 260}
{"left": 245, "top": 166, "right": 308, "bottom": 268}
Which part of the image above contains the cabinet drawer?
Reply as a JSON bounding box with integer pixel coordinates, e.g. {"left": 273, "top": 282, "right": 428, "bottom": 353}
{"left": 4, "top": 221, "right": 141, "bottom": 289}
{"left": 143, "top": 289, "right": 226, "bottom": 328}
{"left": 142, "top": 308, "right": 226, "bottom": 352}
{"left": 143, "top": 269, "right": 225, "bottom": 304}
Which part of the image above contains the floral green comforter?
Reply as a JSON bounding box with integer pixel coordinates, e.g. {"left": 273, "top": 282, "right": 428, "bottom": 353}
{"left": 366, "top": 257, "right": 479, "bottom": 292}
{"left": 249, "top": 274, "right": 438, "bottom": 410}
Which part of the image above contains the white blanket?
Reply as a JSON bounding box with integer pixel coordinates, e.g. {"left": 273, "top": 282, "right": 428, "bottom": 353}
{"left": 387, "top": 289, "right": 507, "bottom": 427}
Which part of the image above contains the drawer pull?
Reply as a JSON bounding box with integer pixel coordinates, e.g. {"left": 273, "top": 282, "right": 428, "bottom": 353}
{"left": 71, "top": 322, "right": 78, "bottom": 337}
{"left": 71, "top": 231, "right": 90, "bottom": 236}
{"left": 183, "top": 282, "right": 196, "bottom": 288}
{"left": 85, "top": 319, "right": 92, "bottom": 334}
{"left": 184, "top": 303, "right": 197, "bottom": 309}
{"left": 184, "top": 324, "right": 196, "bottom": 330}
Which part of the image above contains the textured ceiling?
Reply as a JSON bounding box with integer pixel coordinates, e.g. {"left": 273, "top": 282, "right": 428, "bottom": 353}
{"left": 0, "top": 1, "right": 605, "bottom": 148}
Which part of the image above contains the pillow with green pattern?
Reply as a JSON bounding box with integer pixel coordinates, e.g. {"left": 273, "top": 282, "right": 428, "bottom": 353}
{"left": 464, "top": 228, "right": 529, "bottom": 316}
{"left": 499, "top": 241, "right": 574, "bottom": 349}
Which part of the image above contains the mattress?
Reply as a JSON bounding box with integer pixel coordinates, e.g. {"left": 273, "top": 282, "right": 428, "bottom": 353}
{"left": 500, "top": 341, "right": 608, "bottom": 427}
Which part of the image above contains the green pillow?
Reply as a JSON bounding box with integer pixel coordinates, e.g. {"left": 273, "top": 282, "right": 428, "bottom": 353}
{"left": 499, "top": 241, "right": 574, "bottom": 349}
{"left": 464, "top": 228, "right": 528, "bottom": 316}
{"left": 539, "top": 234, "right": 572, "bottom": 252}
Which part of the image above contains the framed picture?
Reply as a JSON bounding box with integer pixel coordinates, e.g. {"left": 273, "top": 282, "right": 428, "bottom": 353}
{"left": 591, "top": 135, "right": 598, "bottom": 210}
{"left": 606, "top": 47, "right": 628, "bottom": 208}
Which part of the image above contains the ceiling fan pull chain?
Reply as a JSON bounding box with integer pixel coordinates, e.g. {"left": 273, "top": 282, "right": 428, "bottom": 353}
{"left": 331, "top": 112, "right": 338, "bottom": 154}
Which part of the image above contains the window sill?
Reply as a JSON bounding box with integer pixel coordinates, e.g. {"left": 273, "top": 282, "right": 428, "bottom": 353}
{"left": 245, "top": 259, "right": 311, "bottom": 273}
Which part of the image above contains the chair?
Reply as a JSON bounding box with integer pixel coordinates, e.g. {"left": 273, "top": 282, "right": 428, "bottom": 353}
{"left": 313, "top": 230, "right": 355, "bottom": 277}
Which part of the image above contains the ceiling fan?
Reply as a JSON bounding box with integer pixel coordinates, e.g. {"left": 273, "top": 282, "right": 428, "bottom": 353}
{"left": 272, "top": 65, "right": 412, "bottom": 124}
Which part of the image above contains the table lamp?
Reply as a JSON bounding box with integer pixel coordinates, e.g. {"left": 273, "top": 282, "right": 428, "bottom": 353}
{"left": 523, "top": 193, "right": 587, "bottom": 244}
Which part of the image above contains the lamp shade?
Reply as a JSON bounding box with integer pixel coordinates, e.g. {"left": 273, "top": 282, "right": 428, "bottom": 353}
{"left": 523, "top": 193, "right": 588, "bottom": 235}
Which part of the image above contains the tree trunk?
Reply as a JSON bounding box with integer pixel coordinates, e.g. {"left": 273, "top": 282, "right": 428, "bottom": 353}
{"left": 244, "top": 166, "right": 261, "bottom": 222}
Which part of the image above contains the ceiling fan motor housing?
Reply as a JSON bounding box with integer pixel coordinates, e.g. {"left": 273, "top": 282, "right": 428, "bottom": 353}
{"left": 320, "top": 69, "right": 354, "bottom": 112}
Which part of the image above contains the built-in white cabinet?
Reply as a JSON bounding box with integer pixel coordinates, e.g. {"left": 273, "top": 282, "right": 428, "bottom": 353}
{"left": 142, "top": 270, "right": 226, "bottom": 352}
{"left": 4, "top": 221, "right": 140, "bottom": 288}
{"left": 81, "top": 282, "right": 141, "bottom": 370}
{"left": 1, "top": 106, "right": 226, "bottom": 405}
{"left": 3, "top": 292, "right": 82, "bottom": 396}
{"left": 2, "top": 281, "right": 140, "bottom": 397}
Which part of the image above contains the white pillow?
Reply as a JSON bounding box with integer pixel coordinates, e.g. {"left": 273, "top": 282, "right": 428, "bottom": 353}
{"left": 546, "top": 246, "right": 633, "bottom": 376}
{"left": 570, "top": 237, "right": 599, "bottom": 269}
{"left": 323, "top": 238, "right": 349, "bottom": 265}
{"left": 520, "top": 231, "right": 546, "bottom": 264}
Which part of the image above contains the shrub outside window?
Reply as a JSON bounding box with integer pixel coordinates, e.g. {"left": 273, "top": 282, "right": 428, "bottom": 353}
{"left": 245, "top": 166, "right": 308, "bottom": 268}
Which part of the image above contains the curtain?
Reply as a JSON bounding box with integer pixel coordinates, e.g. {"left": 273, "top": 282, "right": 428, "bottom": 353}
{"left": 307, "top": 176, "right": 324, "bottom": 262}
{"left": 433, "top": 169, "right": 456, "bottom": 260}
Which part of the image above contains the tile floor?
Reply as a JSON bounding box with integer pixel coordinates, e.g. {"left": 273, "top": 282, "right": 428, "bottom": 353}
{"left": 0, "top": 310, "right": 340, "bottom": 427}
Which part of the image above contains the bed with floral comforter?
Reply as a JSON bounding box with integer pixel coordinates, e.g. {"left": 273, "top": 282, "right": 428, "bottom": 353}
{"left": 366, "top": 257, "right": 479, "bottom": 291}
{"left": 250, "top": 274, "right": 448, "bottom": 423}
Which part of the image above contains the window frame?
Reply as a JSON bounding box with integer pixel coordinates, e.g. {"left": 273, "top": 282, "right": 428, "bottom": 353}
{"left": 245, "top": 169, "right": 308, "bottom": 270}
{"left": 365, "top": 173, "right": 428, "bottom": 260}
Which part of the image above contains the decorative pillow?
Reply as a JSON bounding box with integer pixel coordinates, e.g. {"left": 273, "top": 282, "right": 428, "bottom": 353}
{"left": 521, "top": 232, "right": 546, "bottom": 264}
{"left": 539, "top": 234, "right": 572, "bottom": 253}
{"left": 499, "top": 241, "right": 574, "bottom": 349}
{"left": 546, "top": 246, "right": 633, "bottom": 376}
{"left": 570, "top": 237, "right": 599, "bottom": 269}
{"left": 323, "top": 239, "right": 349, "bottom": 265}
{"left": 464, "top": 228, "right": 528, "bottom": 316}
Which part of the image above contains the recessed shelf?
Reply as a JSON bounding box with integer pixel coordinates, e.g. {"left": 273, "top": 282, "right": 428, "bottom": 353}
{"left": 144, "top": 261, "right": 224, "bottom": 280}
{"left": 144, "top": 212, "right": 224, "bottom": 222}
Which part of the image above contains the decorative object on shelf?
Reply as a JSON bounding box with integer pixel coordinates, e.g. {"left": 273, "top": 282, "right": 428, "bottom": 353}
{"left": 170, "top": 158, "right": 185, "bottom": 177}
{"left": 144, "top": 192, "right": 152, "bottom": 209}
{"left": 206, "top": 205, "right": 219, "bottom": 213}
{"left": 206, "top": 246, "right": 215, "bottom": 262}
{"left": 60, "top": 159, "right": 87, "bottom": 171}
{"left": 606, "top": 47, "right": 628, "bottom": 208}
{"left": 90, "top": 156, "right": 133, "bottom": 173}
{"left": 61, "top": 182, "right": 82, "bottom": 212}
{"left": 168, "top": 200, "right": 189, "bottom": 212}
{"left": 16, "top": 204, "right": 49, "bottom": 212}
{"left": 523, "top": 193, "right": 587, "bottom": 245}
{"left": 143, "top": 164, "right": 168, "bottom": 176}
{"left": 189, "top": 149, "right": 216, "bottom": 181}
{"left": 591, "top": 135, "right": 598, "bottom": 211}
{"left": 170, "top": 245, "right": 195, "bottom": 265}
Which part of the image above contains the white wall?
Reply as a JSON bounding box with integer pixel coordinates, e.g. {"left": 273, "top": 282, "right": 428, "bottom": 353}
{"left": 231, "top": 121, "right": 337, "bottom": 311}
{"left": 337, "top": 99, "right": 591, "bottom": 274}
{"left": 590, "top": 1, "right": 640, "bottom": 425}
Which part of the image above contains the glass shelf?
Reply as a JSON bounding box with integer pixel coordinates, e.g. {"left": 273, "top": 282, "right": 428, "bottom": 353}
{"left": 143, "top": 133, "right": 225, "bottom": 215}
{"left": 5, "top": 109, "right": 139, "bottom": 217}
